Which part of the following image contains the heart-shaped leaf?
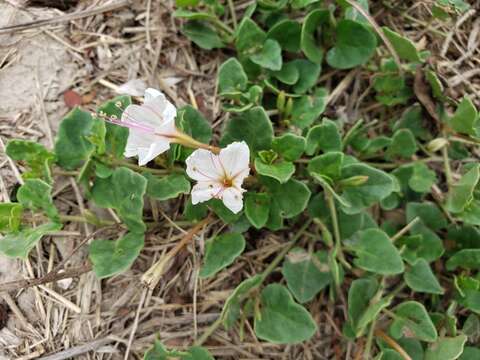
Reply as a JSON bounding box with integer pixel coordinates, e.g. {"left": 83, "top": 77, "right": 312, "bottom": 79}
{"left": 267, "top": 19, "right": 301, "bottom": 52}
{"left": 308, "top": 152, "right": 344, "bottom": 182}
{"left": 236, "top": 18, "right": 266, "bottom": 54}
{"left": 291, "top": 88, "right": 328, "bottom": 129}
{"left": 449, "top": 97, "right": 478, "bottom": 136}
{"left": 0, "top": 203, "right": 23, "bottom": 233}
{"left": 145, "top": 173, "right": 191, "bottom": 201}
{"left": 199, "top": 233, "right": 245, "bottom": 278}
{"left": 89, "top": 232, "right": 144, "bottom": 278}
{"left": 382, "top": 27, "right": 421, "bottom": 62}
{"left": 263, "top": 178, "right": 311, "bottom": 218}
{"left": 447, "top": 249, "right": 480, "bottom": 271}
{"left": 254, "top": 284, "right": 317, "bottom": 344}
{"left": 446, "top": 165, "right": 480, "bottom": 213}
{"left": 386, "top": 129, "right": 418, "bottom": 159}
{"left": 326, "top": 20, "right": 377, "bottom": 69}
{"left": 255, "top": 158, "right": 295, "bottom": 183}
{"left": 182, "top": 21, "right": 224, "bottom": 50}
{"left": 250, "top": 39, "right": 283, "bottom": 71}
{"left": 305, "top": 119, "right": 342, "bottom": 155}
{"left": 17, "top": 179, "right": 59, "bottom": 221}
{"left": 349, "top": 228, "right": 404, "bottom": 275}
{"left": 347, "top": 277, "right": 379, "bottom": 336}
{"left": 425, "top": 335, "right": 467, "bottom": 360}
{"left": 405, "top": 259, "right": 444, "bottom": 294}
{"left": 218, "top": 58, "right": 248, "bottom": 95}
{"left": 245, "top": 192, "right": 271, "bottom": 229}
{"left": 301, "top": 9, "right": 329, "bottom": 63}
{"left": 390, "top": 301, "right": 438, "bottom": 342}
{"left": 272, "top": 133, "right": 305, "bottom": 161}
{"left": 291, "top": 59, "right": 321, "bottom": 94}
{"left": 6, "top": 140, "right": 54, "bottom": 181}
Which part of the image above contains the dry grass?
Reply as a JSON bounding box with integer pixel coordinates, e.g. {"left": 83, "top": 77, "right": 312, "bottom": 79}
{"left": 0, "top": 0, "right": 479, "bottom": 359}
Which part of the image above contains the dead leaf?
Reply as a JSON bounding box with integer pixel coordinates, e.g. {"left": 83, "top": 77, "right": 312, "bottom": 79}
{"left": 414, "top": 67, "right": 441, "bottom": 130}
{"left": 63, "top": 89, "right": 82, "bottom": 108}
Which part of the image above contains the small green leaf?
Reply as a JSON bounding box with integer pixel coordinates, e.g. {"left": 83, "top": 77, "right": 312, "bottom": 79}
{"left": 91, "top": 167, "right": 147, "bottom": 233}
{"left": 305, "top": 119, "right": 342, "bottom": 155}
{"left": 425, "top": 335, "right": 467, "bottom": 360}
{"left": 199, "top": 233, "right": 245, "bottom": 278}
{"left": 446, "top": 165, "right": 480, "bottom": 213}
{"left": 291, "top": 88, "right": 328, "bottom": 129}
{"left": 460, "top": 347, "right": 480, "bottom": 360}
{"left": 145, "top": 173, "right": 191, "bottom": 201}
{"left": 426, "top": 69, "right": 445, "bottom": 100}
{"left": 177, "top": 105, "right": 212, "bottom": 159}
{"left": 282, "top": 248, "right": 332, "bottom": 303}
{"left": 308, "top": 152, "right": 344, "bottom": 182}
{"left": 222, "top": 275, "right": 262, "bottom": 328}
{"left": 264, "top": 178, "right": 311, "bottom": 218}
{"left": 254, "top": 284, "right": 317, "bottom": 344}
{"left": 386, "top": 129, "right": 418, "bottom": 159}
{"left": 407, "top": 202, "right": 447, "bottom": 231}
{"left": 272, "top": 133, "right": 305, "bottom": 161}
{"left": 236, "top": 18, "right": 266, "bottom": 54}
{"left": 255, "top": 158, "right": 295, "bottom": 183}
{"left": 349, "top": 228, "right": 404, "bottom": 275}
{"left": 271, "top": 61, "right": 300, "bottom": 85}
{"left": 267, "top": 19, "right": 301, "bottom": 52}
{"left": 173, "top": 9, "right": 215, "bottom": 20}
{"left": 221, "top": 107, "right": 274, "bottom": 152}
{"left": 447, "top": 249, "right": 480, "bottom": 271}
{"left": 0, "top": 203, "right": 23, "bottom": 233}
{"left": 291, "top": 59, "right": 321, "bottom": 94}
{"left": 382, "top": 27, "right": 421, "bottom": 62}
{"left": 391, "top": 301, "right": 438, "bottom": 342}
{"left": 209, "top": 199, "right": 242, "bottom": 223}
{"left": 218, "top": 58, "right": 248, "bottom": 95}
{"left": 54, "top": 108, "right": 101, "bottom": 170}
{"left": 405, "top": 259, "right": 444, "bottom": 294}
{"left": 245, "top": 192, "right": 271, "bottom": 229}
{"left": 291, "top": 0, "right": 322, "bottom": 8}
{"left": 300, "top": 9, "right": 329, "bottom": 63}
{"left": 449, "top": 97, "right": 478, "bottom": 136}
{"left": 182, "top": 21, "right": 224, "bottom": 50}
{"left": 0, "top": 222, "right": 62, "bottom": 259}
{"left": 340, "top": 163, "right": 395, "bottom": 214}
{"left": 6, "top": 140, "right": 54, "bottom": 181}
{"left": 347, "top": 277, "right": 379, "bottom": 336}
{"left": 89, "top": 232, "right": 144, "bottom": 279}
{"left": 250, "top": 39, "right": 282, "bottom": 71}
{"left": 326, "top": 20, "right": 377, "bottom": 69}
{"left": 17, "top": 179, "right": 59, "bottom": 221}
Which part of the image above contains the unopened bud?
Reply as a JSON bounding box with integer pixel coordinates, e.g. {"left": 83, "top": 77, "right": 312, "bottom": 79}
{"left": 339, "top": 175, "right": 369, "bottom": 187}
{"left": 285, "top": 97, "right": 293, "bottom": 117}
{"left": 427, "top": 137, "right": 448, "bottom": 152}
{"left": 277, "top": 91, "right": 286, "bottom": 113}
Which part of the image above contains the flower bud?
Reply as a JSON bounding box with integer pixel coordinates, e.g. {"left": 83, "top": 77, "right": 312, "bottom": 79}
{"left": 285, "top": 97, "right": 293, "bottom": 117}
{"left": 426, "top": 138, "right": 448, "bottom": 152}
{"left": 339, "top": 175, "right": 369, "bottom": 187}
{"left": 277, "top": 91, "right": 286, "bottom": 113}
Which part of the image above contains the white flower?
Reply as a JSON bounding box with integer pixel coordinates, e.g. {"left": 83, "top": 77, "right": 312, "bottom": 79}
{"left": 186, "top": 141, "right": 250, "bottom": 214}
{"left": 123, "top": 88, "right": 178, "bottom": 166}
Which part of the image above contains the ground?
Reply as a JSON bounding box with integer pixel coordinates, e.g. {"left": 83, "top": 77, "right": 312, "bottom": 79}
{"left": 0, "top": 1, "right": 479, "bottom": 359}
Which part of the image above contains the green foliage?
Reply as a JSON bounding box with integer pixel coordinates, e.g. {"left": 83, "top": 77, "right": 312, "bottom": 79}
{"left": 425, "top": 335, "right": 467, "bottom": 360}
{"left": 17, "top": 179, "right": 59, "bottom": 221}
{"left": 6, "top": 140, "right": 54, "bottom": 181}
{"left": 382, "top": 27, "right": 421, "bottom": 62}
{"left": 218, "top": 58, "right": 248, "bottom": 95}
{"left": 254, "top": 284, "right": 317, "bottom": 344}
{"left": 0, "top": 203, "right": 23, "bottom": 233}
{"left": 0, "top": 222, "right": 62, "bottom": 259}
{"left": 272, "top": 133, "right": 305, "bottom": 161}
{"left": 89, "top": 232, "right": 144, "bottom": 278}
{"left": 200, "top": 233, "right": 245, "bottom": 278}
{"left": 301, "top": 9, "right": 329, "bottom": 63}
{"left": 391, "top": 301, "right": 438, "bottom": 342}
{"left": 245, "top": 192, "right": 271, "bottom": 229}
{"left": 446, "top": 165, "right": 480, "bottom": 213}
{"left": 305, "top": 119, "right": 342, "bottom": 155}
{"left": 291, "top": 88, "right": 328, "bottom": 129}
{"left": 182, "top": 21, "right": 224, "bottom": 49}
{"left": 91, "top": 167, "right": 147, "bottom": 233}
{"left": 405, "top": 258, "right": 444, "bottom": 294}
{"left": 449, "top": 97, "right": 478, "bottom": 136}
{"left": 254, "top": 157, "right": 295, "bottom": 183}
{"left": 145, "top": 173, "right": 191, "bottom": 201}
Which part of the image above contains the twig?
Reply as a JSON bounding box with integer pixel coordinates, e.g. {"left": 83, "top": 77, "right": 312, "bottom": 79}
{"left": 36, "top": 337, "right": 115, "bottom": 360}
{"left": 0, "top": 0, "right": 130, "bottom": 34}
{"left": 375, "top": 329, "right": 412, "bottom": 360}
{"left": 391, "top": 217, "right": 420, "bottom": 242}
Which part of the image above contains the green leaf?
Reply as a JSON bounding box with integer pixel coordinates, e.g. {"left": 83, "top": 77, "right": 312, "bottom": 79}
{"left": 402, "top": 226, "right": 444, "bottom": 263}
{"left": 425, "top": 335, "right": 467, "bottom": 360}
{"left": 17, "top": 179, "right": 59, "bottom": 221}
{"left": 199, "top": 233, "right": 245, "bottom": 278}
{"left": 173, "top": 9, "right": 215, "bottom": 20}
{"left": 347, "top": 277, "right": 379, "bottom": 336}
{"left": 250, "top": 39, "right": 282, "bottom": 71}
{"left": 405, "top": 259, "right": 444, "bottom": 294}
{"left": 91, "top": 167, "right": 147, "bottom": 233}
{"left": 272, "top": 133, "right": 305, "bottom": 161}
{"left": 349, "top": 228, "right": 404, "bottom": 275}
{"left": 6, "top": 140, "right": 54, "bottom": 181}
{"left": 291, "top": 0, "right": 322, "bottom": 8}
{"left": 54, "top": 108, "right": 101, "bottom": 170}
{"left": 255, "top": 158, "right": 295, "bottom": 183}
{"left": 305, "top": 119, "right": 342, "bottom": 155}
{"left": 144, "top": 341, "right": 214, "bottom": 360}
{"left": 282, "top": 248, "right": 332, "bottom": 303}
{"left": 460, "top": 347, "right": 480, "bottom": 360}
{"left": 393, "top": 162, "right": 438, "bottom": 194}
{"left": 391, "top": 301, "right": 438, "bottom": 342}
{"left": 267, "top": 19, "right": 301, "bottom": 52}
{"left": 89, "top": 232, "right": 144, "bottom": 279}
{"left": 291, "top": 59, "right": 321, "bottom": 94}
{"left": 222, "top": 274, "right": 262, "bottom": 328}
{"left": 218, "top": 58, "right": 248, "bottom": 94}
{"left": 254, "top": 284, "right": 317, "bottom": 344}
{"left": 221, "top": 106, "right": 274, "bottom": 152}
{"left": 340, "top": 163, "right": 395, "bottom": 214}
{"left": 446, "top": 165, "right": 480, "bottom": 213}
{"left": 406, "top": 202, "right": 447, "bottom": 231}
{"left": 308, "top": 152, "right": 344, "bottom": 182}
{"left": 97, "top": 95, "right": 131, "bottom": 159}
{"left": 386, "top": 129, "right": 418, "bottom": 159}
{"left": 0, "top": 203, "right": 23, "bottom": 233}
{"left": 326, "top": 19, "right": 377, "bottom": 69}
{"left": 382, "top": 27, "right": 421, "bottom": 62}
{"left": 236, "top": 18, "right": 266, "bottom": 54}
{"left": 426, "top": 69, "right": 445, "bottom": 100}
{"left": 0, "top": 222, "right": 62, "bottom": 259}
{"left": 264, "top": 178, "right": 311, "bottom": 218}
{"left": 209, "top": 199, "right": 242, "bottom": 224}
{"left": 291, "top": 88, "right": 328, "bottom": 129}
{"left": 449, "top": 97, "right": 478, "bottom": 136}
{"left": 182, "top": 21, "right": 224, "bottom": 49}
{"left": 447, "top": 249, "right": 480, "bottom": 271}
{"left": 301, "top": 9, "right": 329, "bottom": 63}
{"left": 245, "top": 192, "right": 271, "bottom": 229}
{"left": 145, "top": 173, "right": 191, "bottom": 201}
{"left": 177, "top": 105, "right": 212, "bottom": 158}
{"left": 271, "top": 61, "right": 300, "bottom": 85}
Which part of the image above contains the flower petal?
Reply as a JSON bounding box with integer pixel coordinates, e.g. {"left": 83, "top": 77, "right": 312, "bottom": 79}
{"left": 144, "top": 89, "right": 177, "bottom": 124}
{"left": 124, "top": 130, "right": 171, "bottom": 165}
{"left": 144, "top": 88, "right": 163, "bottom": 101}
{"left": 219, "top": 141, "right": 250, "bottom": 181}
{"left": 186, "top": 149, "right": 224, "bottom": 182}
{"left": 222, "top": 187, "right": 244, "bottom": 214}
{"left": 191, "top": 182, "right": 223, "bottom": 205}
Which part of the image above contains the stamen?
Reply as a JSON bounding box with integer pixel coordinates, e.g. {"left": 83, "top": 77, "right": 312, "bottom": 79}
{"left": 100, "top": 113, "right": 155, "bottom": 133}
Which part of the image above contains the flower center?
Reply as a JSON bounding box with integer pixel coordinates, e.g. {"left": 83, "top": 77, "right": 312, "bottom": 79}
{"left": 223, "top": 177, "right": 233, "bottom": 187}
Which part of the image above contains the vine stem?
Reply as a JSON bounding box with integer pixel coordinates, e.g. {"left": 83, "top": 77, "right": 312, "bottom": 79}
{"left": 442, "top": 132, "right": 453, "bottom": 188}
{"left": 375, "top": 329, "right": 413, "bottom": 360}
{"left": 325, "top": 189, "right": 349, "bottom": 269}
{"left": 195, "top": 220, "right": 313, "bottom": 346}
